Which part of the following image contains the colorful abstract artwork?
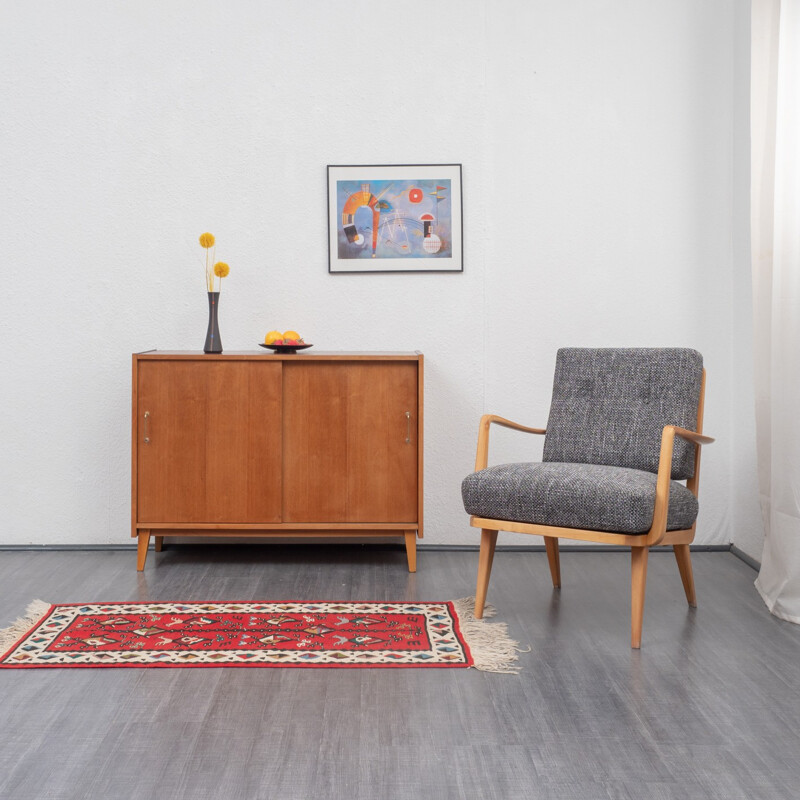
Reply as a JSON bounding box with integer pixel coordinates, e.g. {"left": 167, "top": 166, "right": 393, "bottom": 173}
{"left": 328, "top": 164, "right": 463, "bottom": 273}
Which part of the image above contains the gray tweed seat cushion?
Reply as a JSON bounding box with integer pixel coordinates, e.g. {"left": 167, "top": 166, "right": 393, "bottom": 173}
{"left": 461, "top": 462, "right": 699, "bottom": 534}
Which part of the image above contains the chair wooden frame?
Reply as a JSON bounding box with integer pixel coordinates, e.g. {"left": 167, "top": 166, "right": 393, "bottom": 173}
{"left": 469, "top": 370, "right": 713, "bottom": 648}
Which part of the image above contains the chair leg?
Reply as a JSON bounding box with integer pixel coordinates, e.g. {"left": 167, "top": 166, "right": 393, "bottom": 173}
{"left": 631, "top": 546, "right": 649, "bottom": 649}
{"left": 544, "top": 537, "right": 561, "bottom": 588}
{"left": 474, "top": 529, "right": 498, "bottom": 619}
{"left": 673, "top": 544, "right": 697, "bottom": 607}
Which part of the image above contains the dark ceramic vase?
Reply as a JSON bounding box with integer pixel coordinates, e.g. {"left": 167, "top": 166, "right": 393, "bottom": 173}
{"left": 203, "top": 292, "right": 222, "bottom": 353}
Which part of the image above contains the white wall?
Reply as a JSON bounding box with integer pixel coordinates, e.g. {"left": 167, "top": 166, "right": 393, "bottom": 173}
{"left": 0, "top": 0, "right": 760, "bottom": 549}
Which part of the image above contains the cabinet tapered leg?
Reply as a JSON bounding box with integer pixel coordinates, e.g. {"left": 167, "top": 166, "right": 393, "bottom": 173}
{"left": 404, "top": 531, "right": 417, "bottom": 573}
{"left": 154, "top": 536, "right": 164, "bottom": 552}
{"left": 475, "top": 529, "right": 498, "bottom": 619}
{"left": 137, "top": 531, "right": 151, "bottom": 571}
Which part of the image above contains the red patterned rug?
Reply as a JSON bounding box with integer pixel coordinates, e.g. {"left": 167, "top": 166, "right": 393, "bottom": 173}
{"left": 0, "top": 599, "right": 521, "bottom": 672}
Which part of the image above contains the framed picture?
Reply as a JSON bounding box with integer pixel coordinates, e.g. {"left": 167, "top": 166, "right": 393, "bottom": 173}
{"left": 327, "top": 164, "right": 463, "bottom": 273}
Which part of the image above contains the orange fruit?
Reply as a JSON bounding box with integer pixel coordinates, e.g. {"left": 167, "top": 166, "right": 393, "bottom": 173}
{"left": 283, "top": 330, "right": 301, "bottom": 341}
{"left": 265, "top": 330, "right": 282, "bottom": 345}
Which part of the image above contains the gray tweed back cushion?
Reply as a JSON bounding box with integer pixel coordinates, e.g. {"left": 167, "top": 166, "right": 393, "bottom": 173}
{"left": 542, "top": 348, "right": 703, "bottom": 480}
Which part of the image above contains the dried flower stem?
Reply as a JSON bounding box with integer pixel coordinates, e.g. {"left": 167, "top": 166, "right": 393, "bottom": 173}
{"left": 199, "top": 233, "right": 228, "bottom": 294}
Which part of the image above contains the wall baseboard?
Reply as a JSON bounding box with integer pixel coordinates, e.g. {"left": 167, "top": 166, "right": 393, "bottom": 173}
{"left": 730, "top": 544, "right": 760, "bottom": 571}
{"left": 0, "top": 544, "right": 139, "bottom": 551}
{"left": 419, "top": 543, "right": 733, "bottom": 553}
{"left": 0, "top": 542, "right": 735, "bottom": 553}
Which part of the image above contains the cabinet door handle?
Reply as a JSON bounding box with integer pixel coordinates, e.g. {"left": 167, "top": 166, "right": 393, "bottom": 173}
{"left": 143, "top": 411, "right": 151, "bottom": 444}
{"left": 405, "top": 411, "right": 411, "bottom": 444}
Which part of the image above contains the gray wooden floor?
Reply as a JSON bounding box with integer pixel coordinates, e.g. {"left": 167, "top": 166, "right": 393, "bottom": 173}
{"left": 1, "top": 545, "right": 799, "bottom": 800}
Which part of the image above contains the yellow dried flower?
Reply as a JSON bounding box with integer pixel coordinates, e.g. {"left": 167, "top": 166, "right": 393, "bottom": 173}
{"left": 197, "top": 232, "right": 230, "bottom": 292}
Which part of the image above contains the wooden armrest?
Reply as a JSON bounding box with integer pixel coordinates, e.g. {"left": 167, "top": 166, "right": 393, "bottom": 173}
{"left": 646, "top": 424, "right": 712, "bottom": 546}
{"left": 474, "top": 414, "right": 546, "bottom": 471}
{"left": 671, "top": 426, "right": 714, "bottom": 446}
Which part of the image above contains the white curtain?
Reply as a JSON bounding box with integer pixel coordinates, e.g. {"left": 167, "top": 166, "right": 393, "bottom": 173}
{"left": 752, "top": 0, "right": 800, "bottom": 623}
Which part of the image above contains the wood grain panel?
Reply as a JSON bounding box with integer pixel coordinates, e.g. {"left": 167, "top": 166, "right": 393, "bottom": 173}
{"left": 205, "top": 361, "right": 282, "bottom": 522}
{"left": 345, "top": 362, "right": 418, "bottom": 522}
{"left": 137, "top": 361, "right": 208, "bottom": 523}
{"left": 243, "top": 362, "right": 283, "bottom": 522}
{"left": 282, "top": 362, "right": 418, "bottom": 523}
{"left": 137, "top": 360, "right": 281, "bottom": 523}
{"left": 282, "top": 363, "right": 349, "bottom": 522}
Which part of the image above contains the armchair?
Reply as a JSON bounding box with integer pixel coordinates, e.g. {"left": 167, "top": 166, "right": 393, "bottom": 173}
{"left": 461, "top": 348, "right": 714, "bottom": 648}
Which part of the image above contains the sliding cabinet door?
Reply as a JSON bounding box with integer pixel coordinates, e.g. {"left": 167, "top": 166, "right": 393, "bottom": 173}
{"left": 282, "top": 362, "right": 418, "bottom": 523}
{"left": 136, "top": 360, "right": 282, "bottom": 523}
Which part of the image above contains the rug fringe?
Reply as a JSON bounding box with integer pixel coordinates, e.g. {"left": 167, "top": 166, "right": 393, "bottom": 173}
{"left": 452, "top": 597, "right": 528, "bottom": 674}
{"left": 0, "top": 600, "right": 52, "bottom": 653}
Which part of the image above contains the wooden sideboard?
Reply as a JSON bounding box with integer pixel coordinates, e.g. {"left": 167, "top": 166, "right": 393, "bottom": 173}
{"left": 131, "top": 351, "right": 423, "bottom": 571}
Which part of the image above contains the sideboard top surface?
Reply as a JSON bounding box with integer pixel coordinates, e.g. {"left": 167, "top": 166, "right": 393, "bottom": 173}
{"left": 134, "top": 351, "right": 423, "bottom": 361}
